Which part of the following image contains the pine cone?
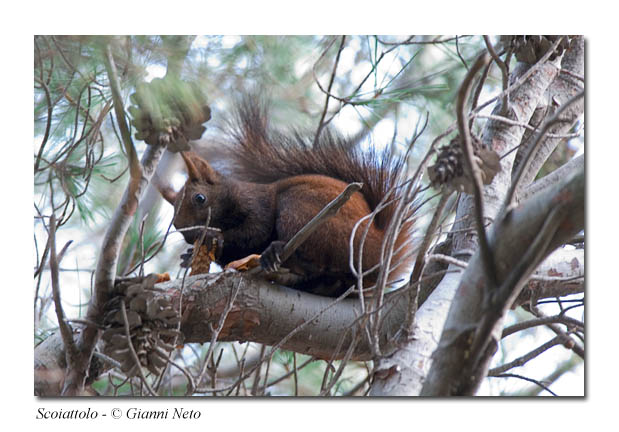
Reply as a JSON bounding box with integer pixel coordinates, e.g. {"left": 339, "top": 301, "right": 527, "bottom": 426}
{"left": 502, "top": 35, "right": 574, "bottom": 64}
{"left": 101, "top": 274, "right": 182, "bottom": 377}
{"left": 428, "top": 135, "right": 500, "bottom": 193}
{"left": 128, "top": 77, "right": 211, "bottom": 152}
{"left": 428, "top": 137, "right": 465, "bottom": 188}
{"left": 189, "top": 239, "right": 215, "bottom": 276}
{"left": 183, "top": 228, "right": 222, "bottom": 275}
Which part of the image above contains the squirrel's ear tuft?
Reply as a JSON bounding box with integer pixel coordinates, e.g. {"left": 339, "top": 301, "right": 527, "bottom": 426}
{"left": 181, "top": 151, "right": 219, "bottom": 185}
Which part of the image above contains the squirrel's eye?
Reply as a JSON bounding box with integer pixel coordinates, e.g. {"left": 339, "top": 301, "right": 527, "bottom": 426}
{"left": 192, "top": 193, "right": 207, "bottom": 206}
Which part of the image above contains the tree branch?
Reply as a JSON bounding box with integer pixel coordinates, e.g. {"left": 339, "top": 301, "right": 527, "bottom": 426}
{"left": 170, "top": 271, "right": 410, "bottom": 361}
{"left": 513, "top": 36, "right": 585, "bottom": 192}
{"left": 420, "top": 161, "right": 584, "bottom": 396}
{"left": 519, "top": 154, "right": 584, "bottom": 204}
{"left": 456, "top": 52, "right": 497, "bottom": 287}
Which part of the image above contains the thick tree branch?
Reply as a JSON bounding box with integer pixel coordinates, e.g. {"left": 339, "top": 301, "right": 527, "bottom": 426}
{"left": 420, "top": 162, "right": 583, "bottom": 396}
{"left": 513, "top": 36, "right": 584, "bottom": 193}
{"left": 505, "top": 89, "right": 584, "bottom": 208}
{"left": 369, "top": 268, "right": 463, "bottom": 396}
{"left": 166, "top": 271, "right": 410, "bottom": 361}
{"left": 519, "top": 154, "right": 584, "bottom": 204}
{"left": 449, "top": 56, "right": 563, "bottom": 287}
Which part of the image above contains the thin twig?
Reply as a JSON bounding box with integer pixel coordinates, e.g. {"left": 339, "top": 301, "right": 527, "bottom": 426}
{"left": 314, "top": 36, "right": 346, "bottom": 145}
{"left": 488, "top": 336, "right": 564, "bottom": 376}
{"left": 502, "top": 315, "right": 583, "bottom": 338}
{"left": 196, "top": 279, "right": 243, "bottom": 385}
{"left": 48, "top": 214, "right": 78, "bottom": 362}
{"left": 489, "top": 373, "right": 558, "bottom": 396}
{"left": 410, "top": 191, "right": 452, "bottom": 283}
{"left": 475, "top": 114, "right": 582, "bottom": 140}
{"left": 263, "top": 356, "right": 315, "bottom": 391}
{"left": 103, "top": 39, "right": 142, "bottom": 180}
{"left": 195, "top": 279, "right": 243, "bottom": 390}
{"left": 483, "top": 36, "right": 509, "bottom": 115}
{"left": 455, "top": 51, "right": 497, "bottom": 288}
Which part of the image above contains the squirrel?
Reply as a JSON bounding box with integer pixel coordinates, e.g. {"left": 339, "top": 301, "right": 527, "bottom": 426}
{"left": 163, "top": 97, "right": 416, "bottom": 297}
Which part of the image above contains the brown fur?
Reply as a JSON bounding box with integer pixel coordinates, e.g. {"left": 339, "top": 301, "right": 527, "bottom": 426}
{"left": 171, "top": 98, "right": 415, "bottom": 297}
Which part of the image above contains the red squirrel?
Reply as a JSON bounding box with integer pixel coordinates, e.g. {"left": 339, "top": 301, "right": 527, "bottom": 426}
{"left": 164, "top": 99, "right": 415, "bottom": 297}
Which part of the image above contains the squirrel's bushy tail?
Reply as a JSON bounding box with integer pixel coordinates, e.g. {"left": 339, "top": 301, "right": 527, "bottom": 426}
{"left": 224, "top": 96, "right": 417, "bottom": 283}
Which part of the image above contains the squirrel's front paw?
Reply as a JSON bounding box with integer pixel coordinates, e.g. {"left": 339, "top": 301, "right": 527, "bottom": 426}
{"left": 260, "top": 240, "right": 286, "bottom": 273}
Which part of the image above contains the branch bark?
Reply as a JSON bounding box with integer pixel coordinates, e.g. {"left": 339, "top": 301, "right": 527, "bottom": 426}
{"left": 165, "top": 271, "right": 411, "bottom": 361}
{"left": 420, "top": 161, "right": 583, "bottom": 396}
{"left": 513, "top": 36, "right": 585, "bottom": 193}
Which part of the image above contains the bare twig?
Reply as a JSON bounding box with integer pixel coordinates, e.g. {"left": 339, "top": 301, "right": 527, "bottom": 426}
{"left": 263, "top": 356, "right": 316, "bottom": 393}
{"left": 475, "top": 114, "right": 583, "bottom": 140}
{"left": 489, "top": 373, "right": 558, "bottom": 396}
{"left": 103, "top": 39, "right": 142, "bottom": 181}
{"left": 527, "top": 306, "right": 584, "bottom": 359}
{"left": 455, "top": 51, "right": 497, "bottom": 287}
{"left": 376, "top": 35, "right": 465, "bottom": 46}
{"left": 314, "top": 35, "right": 347, "bottom": 145}
{"left": 483, "top": 35, "right": 509, "bottom": 115}
{"left": 488, "top": 336, "right": 564, "bottom": 376}
{"left": 49, "top": 214, "right": 78, "bottom": 363}
{"left": 410, "top": 191, "right": 452, "bottom": 284}
{"left": 195, "top": 279, "right": 243, "bottom": 390}
{"left": 502, "top": 315, "right": 583, "bottom": 339}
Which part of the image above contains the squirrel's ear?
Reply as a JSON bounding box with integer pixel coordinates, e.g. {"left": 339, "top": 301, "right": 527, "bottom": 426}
{"left": 181, "top": 151, "right": 219, "bottom": 184}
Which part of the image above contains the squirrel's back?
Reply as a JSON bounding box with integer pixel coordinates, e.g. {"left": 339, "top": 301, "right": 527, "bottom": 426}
{"left": 223, "top": 97, "right": 406, "bottom": 231}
